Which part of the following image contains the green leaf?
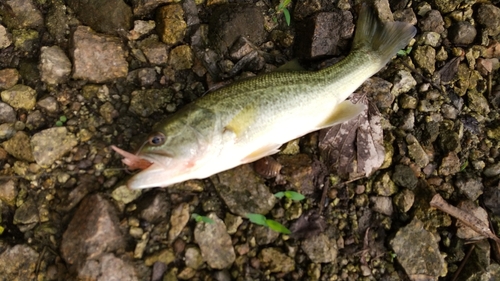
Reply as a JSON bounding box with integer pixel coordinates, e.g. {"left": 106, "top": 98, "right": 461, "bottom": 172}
{"left": 283, "top": 8, "right": 291, "bottom": 26}
{"left": 55, "top": 120, "right": 63, "bottom": 127}
{"left": 274, "top": 191, "right": 285, "bottom": 199}
{"left": 266, "top": 219, "right": 291, "bottom": 234}
{"left": 192, "top": 213, "right": 214, "bottom": 224}
{"left": 59, "top": 115, "right": 67, "bottom": 122}
{"left": 284, "top": 191, "right": 305, "bottom": 201}
{"left": 246, "top": 213, "right": 268, "bottom": 226}
{"left": 191, "top": 213, "right": 201, "bottom": 221}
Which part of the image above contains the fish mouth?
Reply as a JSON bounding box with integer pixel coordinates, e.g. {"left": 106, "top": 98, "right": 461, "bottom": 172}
{"left": 111, "top": 145, "right": 153, "bottom": 170}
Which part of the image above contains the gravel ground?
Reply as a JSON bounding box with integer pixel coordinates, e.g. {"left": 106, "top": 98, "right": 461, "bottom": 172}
{"left": 0, "top": 0, "right": 500, "bottom": 280}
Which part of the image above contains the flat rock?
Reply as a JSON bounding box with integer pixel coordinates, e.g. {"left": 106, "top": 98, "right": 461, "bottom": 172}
{"left": 156, "top": 4, "right": 187, "bottom": 45}
{"left": 132, "top": 0, "right": 173, "bottom": 17}
{"left": 212, "top": 164, "right": 276, "bottom": 216}
{"left": 390, "top": 218, "right": 446, "bottom": 280}
{"left": 129, "top": 88, "right": 173, "bottom": 117}
{"left": 39, "top": 46, "right": 72, "bottom": 85}
{"left": 0, "top": 245, "right": 39, "bottom": 280}
{"left": 476, "top": 4, "right": 500, "bottom": 37}
{"left": 0, "top": 102, "right": 16, "bottom": 124}
{"left": 168, "top": 202, "right": 190, "bottom": 242}
{"left": 30, "top": 127, "right": 78, "bottom": 167}
{"left": 71, "top": 26, "right": 128, "bottom": 83}
{"left": 67, "top": 0, "right": 132, "bottom": 35}
{"left": 0, "top": 24, "right": 12, "bottom": 49}
{"left": 77, "top": 253, "right": 138, "bottom": 281}
{"left": 61, "top": 194, "right": 125, "bottom": 268}
{"left": 258, "top": 247, "right": 295, "bottom": 273}
{"left": 301, "top": 233, "right": 337, "bottom": 263}
{"left": 194, "top": 212, "right": 235, "bottom": 269}
{"left": 1, "top": 84, "right": 37, "bottom": 110}
{"left": 2, "top": 131, "right": 35, "bottom": 162}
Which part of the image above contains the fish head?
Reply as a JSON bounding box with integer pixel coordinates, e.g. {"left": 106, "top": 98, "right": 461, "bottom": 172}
{"left": 112, "top": 118, "right": 213, "bottom": 189}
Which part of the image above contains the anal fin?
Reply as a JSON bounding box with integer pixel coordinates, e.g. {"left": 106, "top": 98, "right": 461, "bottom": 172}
{"left": 241, "top": 143, "right": 281, "bottom": 163}
{"left": 317, "top": 100, "right": 365, "bottom": 129}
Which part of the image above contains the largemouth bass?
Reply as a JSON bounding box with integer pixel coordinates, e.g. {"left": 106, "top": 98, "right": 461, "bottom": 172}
{"left": 112, "top": 5, "right": 416, "bottom": 189}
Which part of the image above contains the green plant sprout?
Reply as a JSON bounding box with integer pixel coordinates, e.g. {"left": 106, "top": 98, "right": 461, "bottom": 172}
{"left": 55, "top": 115, "right": 67, "bottom": 127}
{"left": 246, "top": 213, "right": 291, "bottom": 234}
{"left": 191, "top": 213, "right": 214, "bottom": 224}
{"left": 276, "top": 0, "right": 292, "bottom": 26}
{"left": 397, "top": 46, "right": 412, "bottom": 56}
{"left": 274, "top": 190, "right": 305, "bottom": 201}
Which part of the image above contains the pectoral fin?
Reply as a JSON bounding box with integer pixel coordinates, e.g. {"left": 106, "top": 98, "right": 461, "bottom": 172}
{"left": 317, "top": 100, "right": 365, "bottom": 129}
{"left": 224, "top": 105, "right": 256, "bottom": 138}
{"left": 242, "top": 143, "right": 281, "bottom": 163}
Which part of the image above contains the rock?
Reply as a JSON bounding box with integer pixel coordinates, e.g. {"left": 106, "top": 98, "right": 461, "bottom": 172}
{"left": 39, "top": 46, "right": 72, "bottom": 85}
{"left": 61, "top": 194, "right": 125, "bottom": 268}
{"left": 14, "top": 196, "right": 39, "bottom": 226}
{"left": 1, "top": 84, "right": 37, "bottom": 110}
{"left": 439, "top": 152, "right": 461, "bottom": 176}
{"left": 67, "top": 0, "right": 132, "bottom": 35}
{"left": 413, "top": 45, "right": 436, "bottom": 74}
{"left": 78, "top": 253, "right": 138, "bottom": 281}
{"left": 373, "top": 172, "right": 398, "bottom": 196}
{"left": 295, "top": 11, "right": 354, "bottom": 59}
{"left": 2, "top": 131, "right": 35, "bottom": 161}
{"left": 212, "top": 164, "right": 276, "bottom": 216}
{"left": 0, "top": 68, "right": 19, "bottom": 90}
{"left": 138, "top": 36, "right": 169, "bottom": 65}
{"left": 438, "top": 130, "right": 460, "bottom": 153}
{"left": 293, "top": 0, "right": 323, "bottom": 21}
{"left": 301, "top": 233, "right": 337, "bottom": 263}
{"left": 253, "top": 225, "right": 280, "bottom": 246}
{"left": 0, "top": 0, "right": 44, "bottom": 29}
{"left": 185, "top": 247, "right": 204, "bottom": 269}
{"left": 127, "top": 67, "right": 157, "bottom": 87}
{"left": 0, "top": 102, "right": 16, "bottom": 124}
{"left": 484, "top": 162, "right": 500, "bottom": 177}
{"left": 71, "top": 26, "right": 128, "bottom": 83}
{"left": 455, "top": 176, "right": 483, "bottom": 201}
{"left": 208, "top": 4, "right": 266, "bottom": 55}
{"left": 391, "top": 70, "right": 417, "bottom": 97}
{"left": 258, "top": 247, "right": 295, "bottom": 273}
{"left": 45, "top": 0, "right": 75, "bottom": 44}
{"left": 168, "top": 203, "right": 190, "bottom": 242}
{"left": 169, "top": 45, "right": 193, "bottom": 70}
{"left": 390, "top": 218, "right": 446, "bottom": 280}
{"left": 393, "top": 189, "right": 415, "bottom": 213}
{"left": 135, "top": 191, "right": 170, "bottom": 223}
{"left": 455, "top": 201, "right": 488, "bottom": 240}
{"left": 0, "top": 24, "right": 12, "bottom": 49}
{"left": 31, "top": 127, "right": 78, "bottom": 167}
{"left": 467, "top": 88, "right": 490, "bottom": 116}
{"left": 277, "top": 154, "right": 318, "bottom": 195}
{"left": 128, "top": 20, "right": 156, "bottom": 41}
{"left": 129, "top": 88, "right": 174, "bottom": 117}
{"left": 132, "top": 0, "right": 173, "bottom": 17}
{"left": 449, "top": 22, "right": 477, "bottom": 45}
{"left": 371, "top": 196, "right": 394, "bottom": 216}
{"left": 418, "top": 10, "right": 445, "bottom": 34}
{"left": 0, "top": 178, "right": 18, "bottom": 206}
{"left": 37, "top": 96, "right": 59, "bottom": 114}
{"left": 406, "top": 134, "right": 430, "bottom": 168}
{"left": 476, "top": 4, "right": 500, "bottom": 37}
{"left": 392, "top": 164, "right": 418, "bottom": 189}
{"left": 420, "top": 31, "right": 441, "bottom": 47}
{"left": 156, "top": 4, "right": 187, "bottom": 45}
{"left": 432, "top": 0, "right": 460, "bottom": 14}
{"left": 0, "top": 245, "right": 39, "bottom": 280}
{"left": 99, "top": 102, "right": 118, "bottom": 124}
{"left": 194, "top": 213, "right": 235, "bottom": 269}
{"left": 364, "top": 77, "right": 393, "bottom": 110}
{"left": 111, "top": 184, "right": 142, "bottom": 204}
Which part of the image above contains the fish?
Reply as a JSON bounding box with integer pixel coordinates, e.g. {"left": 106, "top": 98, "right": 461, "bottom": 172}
{"left": 112, "top": 5, "right": 417, "bottom": 189}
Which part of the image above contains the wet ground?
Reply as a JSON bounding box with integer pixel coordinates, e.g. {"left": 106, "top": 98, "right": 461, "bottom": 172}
{"left": 0, "top": 0, "right": 500, "bottom": 280}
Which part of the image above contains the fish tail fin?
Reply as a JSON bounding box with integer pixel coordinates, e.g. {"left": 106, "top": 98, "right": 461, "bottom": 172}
{"left": 352, "top": 4, "right": 416, "bottom": 64}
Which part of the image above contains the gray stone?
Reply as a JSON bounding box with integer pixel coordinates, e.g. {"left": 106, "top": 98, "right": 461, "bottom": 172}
{"left": 406, "top": 134, "right": 430, "bottom": 168}
{"left": 61, "top": 194, "right": 125, "bottom": 267}
{"left": 0, "top": 178, "right": 17, "bottom": 206}
{"left": 185, "top": 247, "right": 204, "bottom": 269}
{"left": 72, "top": 26, "right": 128, "bottom": 83}
{"left": 390, "top": 218, "right": 446, "bottom": 279}
{"left": 439, "top": 152, "right": 461, "bottom": 176}
{"left": 371, "top": 196, "right": 394, "bottom": 216}
{"left": 1, "top": 84, "right": 36, "bottom": 110}
{"left": 0, "top": 102, "right": 16, "bottom": 124}
{"left": 418, "top": 10, "right": 445, "bottom": 33}
{"left": 129, "top": 88, "right": 173, "bottom": 117}
{"left": 213, "top": 164, "right": 276, "bottom": 217}
{"left": 136, "top": 191, "right": 170, "bottom": 223}
{"left": 194, "top": 213, "right": 235, "bottom": 269}
{"left": 30, "top": 127, "right": 78, "bottom": 167}
{"left": 78, "top": 253, "right": 138, "bottom": 281}
{"left": 0, "top": 24, "right": 12, "bottom": 49}
{"left": 37, "top": 96, "right": 59, "bottom": 114}
{"left": 301, "top": 233, "right": 337, "bottom": 263}
{"left": 455, "top": 176, "right": 483, "bottom": 201}
{"left": 0, "top": 245, "right": 39, "bottom": 280}
{"left": 393, "top": 189, "right": 415, "bottom": 213}
{"left": 392, "top": 164, "right": 418, "bottom": 189}
{"left": 132, "top": 0, "right": 173, "bottom": 17}
{"left": 39, "top": 46, "right": 72, "bottom": 85}
{"left": 476, "top": 4, "right": 500, "bottom": 37}
{"left": 168, "top": 203, "right": 190, "bottom": 242}
{"left": 67, "top": 0, "right": 132, "bottom": 35}
{"left": 449, "top": 21, "right": 477, "bottom": 45}
{"left": 138, "top": 36, "right": 169, "bottom": 65}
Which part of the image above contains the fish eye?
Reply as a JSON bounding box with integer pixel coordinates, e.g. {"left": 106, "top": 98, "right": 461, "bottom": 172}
{"left": 148, "top": 132, "right": 165, "bottom": 146}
